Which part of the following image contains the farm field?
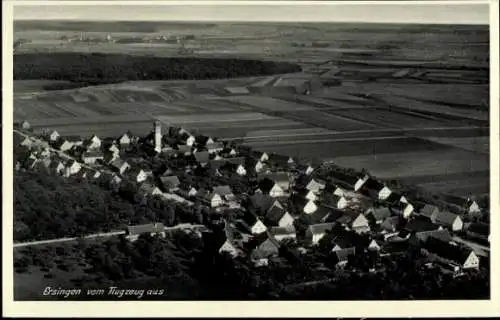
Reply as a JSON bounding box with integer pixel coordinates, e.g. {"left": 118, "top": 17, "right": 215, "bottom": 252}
{"left": 13, "top": 21, "right": 490, "bottom": 198}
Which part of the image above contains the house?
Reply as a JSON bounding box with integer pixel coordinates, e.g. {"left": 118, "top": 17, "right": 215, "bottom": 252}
{"left": 265, "top": 205, "right": 295, "bottom": 227}
{"left": 126, "top": 223, "right": 165, "bottom": 241}
{"left": 365, "top": 206, "right": 392, "bottom": 225}
{"left": 207, "top": 142, "right": 224, "bottom": 154}
{"left": 252, "top": 151, "right": 269, "bottom": 162}
{"left": 404, "top": 216, "right": 441, "bottom": 234}
{"left": 213, "top": 185, "right": 234, "bottom": 201}
{"left": 64, "top": 160, "right": 82, "bottom": 177}
{"left": 202, "top": 192, "right": 225, "bottom": 208}
{"left": 17, "top": 136, "right": 33, "bottom": 149}
{"left": 108, "top": 144, "right": 121, "bottom": 155}
{"left": 103, "top": 150, "right": 119, "bottom": 164}
{"left": 409, "top": 229, "right": 452, "bottom": 246}
{"left": 423, "top": 237, "right": 480, "bottom": 270}
{"left": 127, "top": 168, "right": 151, "bottom": 184}
{"left": 331, "top": 248, "right": 356, "bottom": 268}
{"left": 293, "top": 196, "right": 318, "bottom": 215}
{"left": 295, "top": 189, "right": 319, "bottom": 202}
{"left": 310, "top": 206, "right": 337, "bottom": 224}
{"left": 219, "top": 238, "right": 241, "bottom": 257}
{"left": 246, "top": 157, "right": 267, "bottom": 173}
{"left": 139, "top": 183, "right": 163, "bottom": 198}
{"left": 177, "top": 185, "right": 198, "bottom": 199}
{"left": 53, "top": 139, "right": 74, "bottom": 152}
{"left": 334, "top": 211, "right": 370, "bottom": 234}
{"left": 249, "top": 235, "right": 280, "bottom": 266}
{"left": 322, "top": 194, "right": 349, "bottom": 210}
{"left": 390, "top": 201, "right": 415, "bottom": 219}
{"left": 49, "top": 160, "right": 65, "bottom": 175}
{"left": 295, "top": 164, "right": 314, "bottom": 176}
{"left": 180, "top": 133, "right": 196, "bottom": 147}
{"left": 117, "top": 133, "right": 131, "bottom": 146}
{"left": 384, "top": 192, "right": 405, "bottom": 205}
{"left": 220, "top": 147, "right": 238, "bottom": 157}
{"left": 194, "top": 151, "right": 210, "bottom": 166}
{"left": 306, "top": 223, "right": 336, "bottom": 245}
{"left": 159, "top": 175, "right": 181, "bottom": 192}
{"left": 305, "top": 178, "right": 326, "bottom": 194}
{"left": 465, "top": 199, "right": 482, "bottom": 215}
{"left": 247, "top": 193, "right": 276, "bottom": 215}
{"left": 111, "top": 175, "right": 123, "bottom": 187}
{"left": 268, "top": 153, "right": 294, "bottom": 167}
{"left": 418, "top": 204, "right": 440, "bottom": 222}
{"left": 46, "top": 130, "right": 60, "bottom": 141}
{"left": 269, "top": 225, "right": 297, "bottom": 241}
{"left": 15, "top": 120, "right": 31, "bottom": 130}
{"left": 258, "top": 180, "right": 285, "bottom": 198}
{"left": 380, "top": 216, "right": 401, "bottom": 236}
{"left": 81, "top": 150, "right": 104, "bottom": 165}
{"left": 358, "top": 176, "right": 392, "bottom": 200}
{"left": 177, "top": 145, "right": 192, "bottom": 156}
{"left": 434, "top": 211, "right": 464, "bottom": 231}
{"left": 109, "top": 159, "right": 130, "bottom": 175}
{"left": 84, "top": 134, "right": 101, "bottom": 150}
{"left": 239, "top": 212, "right": 268, "bottom": 235}
{"left": 258, "top": 172, "right": 290, "bottom": 191}
{"left": 466, "top": 222, "right": 490, "bottom": 243}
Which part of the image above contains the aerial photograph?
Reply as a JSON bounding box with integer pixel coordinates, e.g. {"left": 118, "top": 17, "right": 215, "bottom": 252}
{"left": 11, "top": 2, "right": 491, "bottom": 302}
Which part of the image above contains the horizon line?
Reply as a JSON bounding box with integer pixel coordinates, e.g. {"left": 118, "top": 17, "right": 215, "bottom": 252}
{"left": 13, "top": 19, "right": 489, "bottom": 26}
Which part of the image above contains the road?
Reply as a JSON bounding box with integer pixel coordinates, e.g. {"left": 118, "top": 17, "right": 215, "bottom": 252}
{"left": 13, "top": 224, "right": 207, "bottom": 248}
{"left": 227, "top": 126, "right": 488, "bottom": 142}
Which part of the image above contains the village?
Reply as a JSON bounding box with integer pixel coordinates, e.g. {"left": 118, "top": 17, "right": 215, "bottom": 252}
{"left": 13, "top": 118, "right": 490, "bottom": 278}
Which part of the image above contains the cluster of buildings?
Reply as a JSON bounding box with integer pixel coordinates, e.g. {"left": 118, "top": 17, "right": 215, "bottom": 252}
{"left": 14, "top": 119, "right": 490, "bottom": 275}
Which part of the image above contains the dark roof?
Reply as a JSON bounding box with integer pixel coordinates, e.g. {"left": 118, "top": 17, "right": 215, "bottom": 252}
{"left": 160, "top": 176, "right": 181, "bottom": 189}
{"left": 405, "top": 217, "right": 440, "bottom": 233}
{"left": 83, "top": 150, "right": 103, "bottom": 157}
{"left": 250, "top": 236, "right": 280, "bottom": 260}
{"left": 415, "top": 229, "right": 452, "bottom": 243}
{"left": 333, "top": 247, "right": 356, "bottom": 262}
{"left": 310, "top": 206, "right": 335, "bottom": 224}
{"left": 269, "top": 225, "right": 296, "bottom": 237}
{"left": 361, "top": 178, "right": 385, "bottom": 191}
{"left": 328, "top": 171, "right": 362, "bottom": 187}
{"left": 335, "top": 210, "right": 363, "bottom": 226}
{"left": 308, "top": 223, "right": 336, "bottom": 235}
{"left": 194, "top": 151, "right": 210, "bottom": 164}
{"left": 268, "top": 153, "right": 293, "bottom": 165}
{"left": 434, "top": 211, "right": 461, "bottom": 226}
{"left": 248, "top": 194, "right": 275, "bottom": 213}
{"left": 265, "top": 205, "right": 287, "bottom": 225}
{"left": 441, "top": 194, "right": 468, "bottom": 207}
{"left": 258, "top": 178, "right": 277, "bottom": 194}
{"left": 419, "top": 204, "right": 440, "bottom": 218}
{"left": 423, "top": 237, "right": 473, "bottom": 264}
{"left": 127, "top": 223, "right": 165, "bottom": 235}
{"left": 384, "top": 192, "right": 402, "bottom": 205}
{"left": 468, "top": 222, "right": 489, "bottom": 236}
{"left": 258, "top": 172, "right": 289, "bottom": 184}
{"left": 367, "top": 206, "right": 392, "bottom": 221}
{"left": 213, "top": 185, "right": 233, "bottom": 196}
{"left": 381, "top": 216, "right": 400, "bottom": 232}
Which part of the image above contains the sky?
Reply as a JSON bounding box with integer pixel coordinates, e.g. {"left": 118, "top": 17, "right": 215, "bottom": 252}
{"left": 13, "top": 3, "right": 490, "bottom": 25}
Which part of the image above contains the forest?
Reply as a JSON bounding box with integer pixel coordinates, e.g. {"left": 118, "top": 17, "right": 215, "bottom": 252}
{"left": 14, "top": 53, "right": 302, "bottom": 83}
{"left": 14, "top": 169, "right": 211, "bottom": 242}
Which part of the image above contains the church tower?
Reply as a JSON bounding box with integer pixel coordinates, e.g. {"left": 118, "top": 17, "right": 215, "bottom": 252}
{"left": 154, "top": 120, "right": 162, "bottom": 153}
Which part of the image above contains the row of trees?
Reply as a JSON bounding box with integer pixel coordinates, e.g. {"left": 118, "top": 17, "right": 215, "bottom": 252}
{"left": 14, "top": 53, "right": 302, "bottom": 83}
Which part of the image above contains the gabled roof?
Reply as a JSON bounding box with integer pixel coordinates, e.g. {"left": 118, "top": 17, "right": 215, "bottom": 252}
{"left": 308, "top": 223, "right": 336, "bottom": 235}
{"left": 140, "top": 183, "right": 160, "bottom": 195}
{"left": 250, "top": 236, "right": 280, "bottom": 260}
{"left": 213, "top": 185, "right": 233, "bottom": 196}
{"left": 335, "top": 210, "right": 364, "bottom": 226}
{"left": 415, "top": 229, "right": 452, "bottom": 243}
{"left": 194, "top": 151, "right": 210, "bottom": 163}
{"left": 269, "top": 225, "right": 296, "bottom": 237}
{"left": 160, "top": 176, "right": 181, "bottom": 189}
{"left": 248, "top": 194, "right": 275, "bottom": 213}
{"left": 423, "top": 237, "right": 474, "bottom": 264}
{"left": 434, "top": 211, "right": 461, "bottom": 226}
{"left": 361, "top": 178, "right": 385, "bottom": 191}
{"left": 110, "top": 159, "right": 128, "bottom": 169}
{"left": 384, "top": 192, "right": 402, "bottom": 205}
{"left": 367, "top": 206, "right": 392, "bottom": 221}
{"left": 468, "top": 222, "right": 489, "bottom": 236}
{"left": 381, "top": 216, "right": 400, "bottom": 231}
{"left": 420, "top": 204, "right": 440, "bottom": 217}
{"left": 405, "top": 217, "right": 440, "bottom": 233}
{"left": 265, "top": 205, "right": 288, "bottom": 225}
{"left": 268, "top": 153, "right": 294, "bottom": 165}
{"left": 333, "top": 247, "right": 356, "bottom": 262}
